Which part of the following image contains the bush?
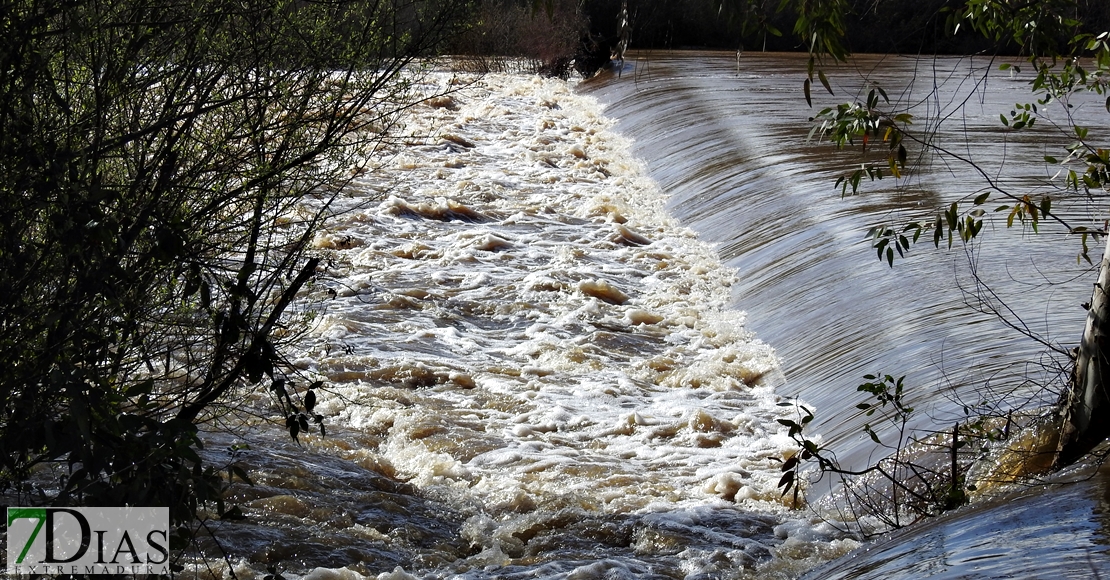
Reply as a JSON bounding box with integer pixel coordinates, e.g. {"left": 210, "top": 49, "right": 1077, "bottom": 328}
{"left": 451, "top": 0, "right": 586, "bottom": 77}
{"left": 0, "top": 0, "right": 466, "bottom": 555}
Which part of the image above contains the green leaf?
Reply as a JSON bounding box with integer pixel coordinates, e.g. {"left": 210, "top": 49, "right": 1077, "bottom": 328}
{"left": 230, "top": 465, "right": 254, "bottom": 485}
{"left": 126, "top": 379, "right": 155, "bottom": 397}
{"left": 818, "top": 70, "right": 833, "bottom": 95}
{"left": 876, "top": 237, "right": 889, "bottom": 261}
{"left": 945, "top": 202, "right": 958, "bottom": 229}
{"left": 804, "top": 78, "right": 812, "bottom": 107}
{"left": 178, "top": 445, "right": 202, "bottom": 465}
{"left": 973, "top": 192, "right": 990, "bottom": 205}
{"left": 287, "top": 415, "right": 300, "bottom": 441}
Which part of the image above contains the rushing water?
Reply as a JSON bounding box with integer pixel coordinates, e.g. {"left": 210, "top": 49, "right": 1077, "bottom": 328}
{"left": 179, "top": 53, "right": 1110, "bottom": 579}
{"left": 185, "top": 70, "right": 854, "bottom": 580}
{"left": 581, "top": 51, "right": 1108, "bottom": 465}
{"left": 582, "top": 51, "right": 1110, "bottom": 578}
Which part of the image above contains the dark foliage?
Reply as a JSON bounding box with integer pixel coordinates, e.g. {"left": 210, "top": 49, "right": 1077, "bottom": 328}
{"left": 0, "top": 0, "right": 467, "bottom": 564}
{"left": 575, "top": 0, "right": 1110, "bottom": 56}
{"left": 451, "top": 0, "right": 586, "bottom": 77}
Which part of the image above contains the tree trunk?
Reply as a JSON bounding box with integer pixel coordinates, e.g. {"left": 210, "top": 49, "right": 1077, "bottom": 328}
{"left": 1055, "top": 232, "right": 1110, "bottom": 468}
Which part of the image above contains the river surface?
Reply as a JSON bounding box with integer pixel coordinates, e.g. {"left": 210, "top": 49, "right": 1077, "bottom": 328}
{"left": 583, "top": 51, "right": 1106, "bottom": 463}
{"left": 183, "top": 54, "right": 1110, "bottom": 579}
{"left": 582, "top": 51, "right": 1110, "bottom": 579}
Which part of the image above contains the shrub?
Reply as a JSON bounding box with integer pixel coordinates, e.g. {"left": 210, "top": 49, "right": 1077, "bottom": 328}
{"left": 451, "top": 0, "right": 585, "bottom": 77}
{"left": 0, "top": 0, "right": 467, "bottom": 557}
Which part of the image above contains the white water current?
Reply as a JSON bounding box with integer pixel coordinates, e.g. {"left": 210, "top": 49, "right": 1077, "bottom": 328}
{"left": 193, "top": 72, "right": 860, "bottom": 579}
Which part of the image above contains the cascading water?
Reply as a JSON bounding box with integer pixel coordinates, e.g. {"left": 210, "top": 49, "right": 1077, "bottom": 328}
{"left": 181, "top": 52, "right": 1110, "bottom": 579}
{"left": 187, "top": 70, "right": 858, "bottom": 580}
{"left": 582, "top": 51, "right": 1110, "bottom": 578}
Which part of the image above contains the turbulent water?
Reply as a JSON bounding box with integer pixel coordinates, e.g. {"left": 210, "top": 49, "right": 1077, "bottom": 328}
{"left": 188, "top": 53, "right": 1110, "bottom": 580}
{"left": 189, "top": 71, "right": 857, "bottom": 579}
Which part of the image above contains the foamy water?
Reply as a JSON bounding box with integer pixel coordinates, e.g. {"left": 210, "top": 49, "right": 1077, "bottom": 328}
{"left": 196, "top": 71, "right": 857, "bottom": 580}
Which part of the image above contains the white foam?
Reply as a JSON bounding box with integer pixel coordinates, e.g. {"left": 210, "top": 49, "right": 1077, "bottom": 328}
{"left": 273, "top": 71, "right": 832, "bottom": 577}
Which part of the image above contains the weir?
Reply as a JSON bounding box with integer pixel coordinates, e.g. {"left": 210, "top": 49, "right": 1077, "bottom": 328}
{"left": 154, "top": 58, "right": 1110, "bottom": 578}
{"left": 582, "top": 50, "right": 1110, "bottom": 577}
{"left": 581, "top": 50, "right": 1098, "bottom": 467}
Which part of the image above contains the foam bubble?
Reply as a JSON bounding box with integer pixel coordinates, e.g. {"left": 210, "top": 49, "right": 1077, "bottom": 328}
{"left": 266, "top": 70, "right": 835, "bottom": 577}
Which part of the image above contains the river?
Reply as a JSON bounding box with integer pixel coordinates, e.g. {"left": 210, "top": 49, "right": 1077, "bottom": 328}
{"left": 186, "top": 53, "right": 1110, "bottom": 579}
{"left": 582, "top": 51, "right": 1110, "bottom": 579}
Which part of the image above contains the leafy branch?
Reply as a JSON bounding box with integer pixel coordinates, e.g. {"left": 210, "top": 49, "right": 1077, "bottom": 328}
{"left": 775, "top": 374, "right": 986, "bottom": 534}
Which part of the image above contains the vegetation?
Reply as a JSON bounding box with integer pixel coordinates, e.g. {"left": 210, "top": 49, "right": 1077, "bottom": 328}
{"left": 0, "top": 0, "right": 468, "bottom": 566}
{"left": 451, "top": 0, "right": 586, "bottom": 77}
{"left": 774, "top": 377, "right": 1016, "bottom": 535}
{"left": 567, "top": 0, "right": 1105, "bottom": 54}
{"left": 524, "top": 1, "right": 1107, "bottom": 78}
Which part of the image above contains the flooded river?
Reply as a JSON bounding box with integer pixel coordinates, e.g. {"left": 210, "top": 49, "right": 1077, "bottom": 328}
{"left": 188, "top": 52, "right": 1110, "bottom": 579}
